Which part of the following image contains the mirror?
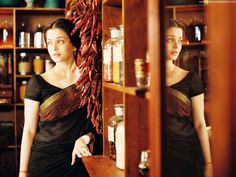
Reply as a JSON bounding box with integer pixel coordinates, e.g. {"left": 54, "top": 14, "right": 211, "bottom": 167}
{"left": 164, "top": 2, "right": 212, "bottom": 177}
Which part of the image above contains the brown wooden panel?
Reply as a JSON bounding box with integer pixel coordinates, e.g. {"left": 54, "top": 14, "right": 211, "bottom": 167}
{"left": 102, "top": 88, "right": 123, "bottom": 155}
{"left": 125, "top": 94, "right": 149, "bottom": 177}
{"left": 124, "top": 0, "right": 147, "bottom": 87}
{"left": 148, "top": 0, "right": 162, "bottom": 177}
{"left": 207, "top": 3, "right": 236, "bottom": 177}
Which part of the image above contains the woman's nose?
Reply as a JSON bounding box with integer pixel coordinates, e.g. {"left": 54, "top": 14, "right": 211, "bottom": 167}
{"left": 52, "top": 43, "right": 58, "bottom": 50}
{"left": 173, "top": 40, "right": 180, "bottom": 48}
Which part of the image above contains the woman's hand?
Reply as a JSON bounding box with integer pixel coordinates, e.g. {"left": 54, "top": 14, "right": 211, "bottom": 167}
{"left": 71, "top": 138, "right": 92, "bottom": 165}
{"left": 204, "top": 163, "right": 213, "bottom": 177}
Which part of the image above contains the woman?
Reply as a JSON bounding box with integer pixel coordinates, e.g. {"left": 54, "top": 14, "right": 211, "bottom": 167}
{"left": 165, "top": 19, "right": 213, "bottom": 177}
{"left": 19, "top": 18, "right": 96, "bottom": 177}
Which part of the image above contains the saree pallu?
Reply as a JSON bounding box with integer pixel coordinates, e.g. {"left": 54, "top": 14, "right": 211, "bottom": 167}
{"left": 166, "top": 87, "right": 204, "bottom": 177}
{"left": 28, "top": 84, "right": 93, "bottom": 177}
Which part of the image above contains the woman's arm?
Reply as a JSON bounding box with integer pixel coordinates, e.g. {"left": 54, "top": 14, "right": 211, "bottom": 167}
{"left": 19, "top": 99, "right": 39, "bottom": 177}
{"left": 71, "top": 132, "right": 95, "bottom": 165}
{"left": 191, "top": 94, "right": 213, "bottom": 177}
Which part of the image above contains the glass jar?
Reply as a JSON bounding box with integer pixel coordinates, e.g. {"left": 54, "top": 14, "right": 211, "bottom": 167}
{"left": 108, "top": 104, "right": 124, "bottom": 160}
{"left": 19, "top": 80, "right": 27, "bottom": 102}
{"left": 18, "top": 23, "right": 30, "bottom": 47}
{"left": 18, "top": 52, "right": 31, "bottom": 75}
{"left": 115, "top": 121, "right": 125, "bottom": 170}
{"left": 33, "top": 56, "right": 44, "bottom": 74}
{"left": 113, "top": 25, "right": 123, "bottom": 85}
{"left": 103, "top": 27, "right": 121, "bottom": 82}
{"left": 34, "top": 24, "right": 45, "bottom": 48}
{"left": 0, "top": 20, "right": 13, "bottom": 47}
{"left": 138, "top": 150, "right": 150, "bottom": 177}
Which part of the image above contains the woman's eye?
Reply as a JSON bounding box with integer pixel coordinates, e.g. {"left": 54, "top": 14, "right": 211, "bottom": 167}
{"left": 166, "top": 38, "right": 173, "bottom": 42}
{"left": 47, "top": 41, "right": 52, "bottom": 46}
{"left": 58, "top": 40, "right": 64, "bottom": 44}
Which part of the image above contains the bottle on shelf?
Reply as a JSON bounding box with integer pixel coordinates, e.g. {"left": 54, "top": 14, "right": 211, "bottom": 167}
{"left": 19, "top": 80, "right": 27, "bottom": 102}
{"left": 113, "top": 25, "right": 123, "bottom": 85}
{"left": 3, "top": 53, "right": 8, "bottom": 85}
{"left": 103, "top": 27, "right": 121, "bottom": 83}
{"left": 115, "top": 121, "right": 125, "bottom": 170}
{"left": 188, "top": 18, "right": 202, "bottom": 43}
{"left": 33, "top": 55, "right": 44, "bottom": 74}
{"left": 18, "top": 52, "right": 31, "bottom": 75}
{"left": 0, "top": 20, "right": 13, "bottom": 47}
{"left": 108, "top": 104, "right": 124, "bottom": 161}
{"left": 34, "top": 24, "right": 45, "bottom": 48}
{"left": 138, "top": 150, "right": 150, "bottom": 177}
{"left": 7, "top": 53, "right": 13, "bottom": 84}
{"left": 18, "top": 23, "right": 30, "bottom": 47}
{"left": 0, "top": 53, "right": 5, "bottom": 84}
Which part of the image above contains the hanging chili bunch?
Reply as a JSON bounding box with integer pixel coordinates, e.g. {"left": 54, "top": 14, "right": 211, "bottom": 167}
{"left": 66, "top": 0, "right": 102, "bottom": 133}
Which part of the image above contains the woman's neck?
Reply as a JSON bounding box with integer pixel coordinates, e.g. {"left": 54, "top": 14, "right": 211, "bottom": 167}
{"left": 52, "top": 61, "right": 80, "bottom": 80}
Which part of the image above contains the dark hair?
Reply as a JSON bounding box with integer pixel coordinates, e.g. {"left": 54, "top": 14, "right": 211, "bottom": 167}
{"left": 44, "top": 18, "right": 80, "bottom": 48}
{"left": 166, "top": 19, "right": 186, "bottom": 33}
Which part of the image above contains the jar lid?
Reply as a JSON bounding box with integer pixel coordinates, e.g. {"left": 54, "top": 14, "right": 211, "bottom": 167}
{"left": 22, "top": 80, "right": 27, "bottom": 84}
{"left": 114, "top": 104, "right": 123, "bottom": 117}
{"left": 109, "top": 27, "right": 121, "bottom": 39}
{"left": 34, "top": 56, "right": 41, "bottom": 59}
{"left": 20, "top": 52, "right": 26, "bottom": 57}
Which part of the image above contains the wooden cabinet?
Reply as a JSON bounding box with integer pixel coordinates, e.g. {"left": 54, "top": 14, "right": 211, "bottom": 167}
{"left": 83, "top": 0, "right": 150, "bottom": 177}
{"left": 102, "top": 0, "right": 149, "bottom": 176}
{"left": 0, "top": 5, "right": 65, "bottom": 176}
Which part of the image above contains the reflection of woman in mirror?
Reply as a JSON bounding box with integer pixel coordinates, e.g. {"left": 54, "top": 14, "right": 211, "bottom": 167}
{"left": 165, "top": 19, "right": 213, "bottom": 177}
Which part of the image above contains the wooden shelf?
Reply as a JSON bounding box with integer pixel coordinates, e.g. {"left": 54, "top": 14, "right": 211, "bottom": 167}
{"left": 82, "top": 155, "right": 125, "bottom": 177}
{"left": 103, "top": 82, "right": 150, "bottom": 98}
{"left": 103, "top": 0, "right": 122, "bottom": 7}
{"left": 16, "top": 75, "right": 33, "bottom": 78}
{"left": 182, "top": 41, "right": 209, "bottom": 47}
{"left": 0, "top": 46, "right": 14, "bottom": 49}
{"left": 16, "top": 47, "right": 47, "bottom": 50}
{"left": 15, "top": 103, "right": 24, "bottom": 106}
{"left": 166, "top": 4, "right": 205, "bottom": 11}
{"left": 103, "top": 82, "right": 124, "bottom": 92}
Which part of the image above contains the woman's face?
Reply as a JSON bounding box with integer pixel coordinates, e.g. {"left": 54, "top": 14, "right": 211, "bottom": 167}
{"left": 165, "top": 27, "right": 183, "bottom": 61}
{"left": 46, "top": 28, "right": 75, "bottom": 63}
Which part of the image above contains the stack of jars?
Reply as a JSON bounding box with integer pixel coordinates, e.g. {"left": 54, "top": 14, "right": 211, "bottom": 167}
{"left": 103, "top": 25, "right": 124, "bottom": 85}
{"left": 18, "top": 23, "right": 46, "bottom": 48}
{"left": 108, "top": 104, "right": 125, "bottom": 169}
{"left": 18, "top": 53, "right": 45, "bottom": 75}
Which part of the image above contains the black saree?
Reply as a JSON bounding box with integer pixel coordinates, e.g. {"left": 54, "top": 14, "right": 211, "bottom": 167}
{"left": 25, "top": 75, "right": 94, "bottom": 177}
{"left": 166, "top": 72, "right": 205, "bottom": 177}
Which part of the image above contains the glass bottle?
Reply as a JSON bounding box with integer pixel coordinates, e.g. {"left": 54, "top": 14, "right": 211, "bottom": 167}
{"left": 19, "top": 80, "right": 27, "bottom": 102}
{"left": 0, "top": 20, "right": 13, "bottom": 47}
{"left": 138, "top": 150, "right": 150, "bottom": 177}
{"left": 33, "top": 55, "right": 44, "bottom": 74}
{"left": 115, "top": 121, "right": 125, "bottom": 169}
{"left": 7, "top": 53, "right": 12, "bottom": 84}
{"left": 108, "top": 104, "right": 124, "bottom": 160}
{"left": 18, "top": 23, "right": 30, "bottom": 47}
{"left": 0, "top": 53, "right": 4, "bottom": 84}
{"left": 34, "top": 24, "right": 45, "bottom": 48}
{"left": 18, "top": 52, "right": 31, "bottom": 75}
{"left": 103, "top": 27, "right": 121, "bottom": 82}
{"left": 113, "top": 25, "right": 123, "bottom": 85}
